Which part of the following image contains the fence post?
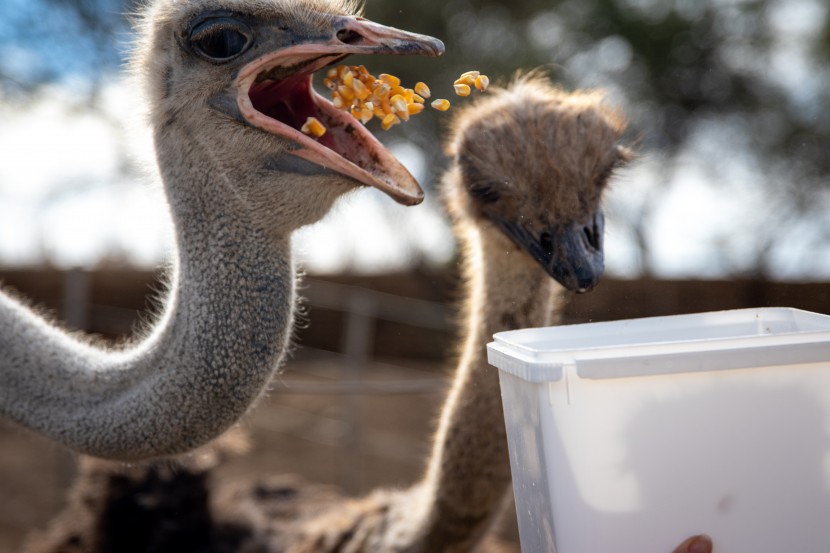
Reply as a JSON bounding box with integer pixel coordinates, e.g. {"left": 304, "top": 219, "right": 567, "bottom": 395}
{"left": 338, "top": 289, "right": 377, "bottom": 494}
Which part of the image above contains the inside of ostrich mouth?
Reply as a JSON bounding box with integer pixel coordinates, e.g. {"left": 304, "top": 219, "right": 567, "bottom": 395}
{"left": 241, "top": 54, "right": 423, "bottom": 205}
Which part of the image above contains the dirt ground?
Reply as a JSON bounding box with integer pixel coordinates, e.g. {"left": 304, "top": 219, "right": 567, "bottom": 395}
{"left": 0, "top": 351, "right": 520, "bottom": 552}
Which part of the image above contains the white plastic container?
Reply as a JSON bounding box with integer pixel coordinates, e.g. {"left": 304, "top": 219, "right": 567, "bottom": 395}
{"left": 487, "top": 308, "right": 830, "bottom": 553}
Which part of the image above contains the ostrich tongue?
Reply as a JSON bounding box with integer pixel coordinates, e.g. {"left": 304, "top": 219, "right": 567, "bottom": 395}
{"left": 235, "top": 18, "right": 445, "bottom": 206}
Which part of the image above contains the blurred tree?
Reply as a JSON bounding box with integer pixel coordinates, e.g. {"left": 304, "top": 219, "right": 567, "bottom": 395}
{"left": 2, "top": 0, "right": 828, "bottom": 277}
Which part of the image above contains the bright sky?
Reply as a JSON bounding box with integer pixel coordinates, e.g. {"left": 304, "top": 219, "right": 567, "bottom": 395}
{"left": 1, "top": 0, "right": 828, "bottom": 279}
{"left": 0, "top": 75, "right": 828, "bottom": 279}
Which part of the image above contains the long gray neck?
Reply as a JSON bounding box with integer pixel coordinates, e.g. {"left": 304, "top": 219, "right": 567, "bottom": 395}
{"left": 415, "top": 222, "right": 563, "bottom": 552}
{"left": 0, "top": 129, "right": 295, "bottom": 461}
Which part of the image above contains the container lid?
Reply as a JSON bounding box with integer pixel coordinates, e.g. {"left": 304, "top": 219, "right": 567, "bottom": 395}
{"left": 487, "top": 308, "right": 830, "bottom": 382}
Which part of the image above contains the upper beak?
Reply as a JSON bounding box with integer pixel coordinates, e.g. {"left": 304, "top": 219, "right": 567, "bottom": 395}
{"left": 494, "top": 211, "right": 605, "bottom": 293}
{"left": 331, "top": 16, "right": 445, "bottom": 57}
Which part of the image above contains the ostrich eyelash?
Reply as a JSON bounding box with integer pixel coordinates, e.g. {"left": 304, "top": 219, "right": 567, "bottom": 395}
{"left": 467, "top": 182, "right": 501, "bottom": 203}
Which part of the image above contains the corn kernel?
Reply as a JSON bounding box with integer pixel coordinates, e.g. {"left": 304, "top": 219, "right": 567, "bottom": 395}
{"left": 390, "top": 94, "right": 408, "bottom": 113}
{"left": 431, "top": 99, "right": 451, "bottom": 111}
{"left": 372, "top": 82, "right": 391, "bottom": 99}
{"left": 323, "top": 64, "right": 488, "bottom": 129}
{"left": 379, "top": 73, "right": 401, "bottom": 87}
{"left": 338, "top": 85, "right": 356, "bottom": 102}
{"left": 351, "top": 78, "right": 369, "bottom": 99}
{"left": 408, "top": 102, "right": 425, "bottom": 115}
{"left": 453, "top": 83, "right": 472, "bottom": 97}
{"left": 359, "top": 107, "right": 374, "bottom": 124}
{"left": 381, "top": 113, "right": 401, "bottom": 130}
{"left": 474, "top": 74, "right": 490, "bottom": 92}
{"left": 301, "top": 116, "right": 326, "bottom": 138}
{"left": 414, "top": 82, "right": 431, "bottom": 98}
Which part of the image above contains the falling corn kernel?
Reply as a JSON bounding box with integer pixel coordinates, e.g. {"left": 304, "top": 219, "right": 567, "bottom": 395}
{"left": 408, "top": 102, "right": 425, "bottom": 115}
{"left": 381, "top": 113, "right": 401, "bottom": 130}
{"left": 379, "top": 73, "right": 401, "bottom": 87}
{"left": 431, "top": 98, "right": 451, "bottom": 111}
{"left": 337, "top": 85, "right": 355, "bottom": 102}
{"left": 414, "top": 82, "right": 431, "bottom": 99}
{"left": 351, "top": 78, "right": 369, "bottom": 100}
{"left": 474, "top": 74, "right": 490, "bottom": 92}
{"left": 390, "top": 94, "right": 408, "bottom": 114}
{"left": 301, "top": 116, "right": 326, "bottom": 138}
{"left": 322, "top": 64, "right": 488, "bottom": 131}
{"left": 454, "top": 83, "right": 472, "bottom": 97}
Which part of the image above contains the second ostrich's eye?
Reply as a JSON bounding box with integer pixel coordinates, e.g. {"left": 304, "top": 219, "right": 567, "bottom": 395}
{"left": 467, "top": 183, "right": 501, "bottom": 203}
{"left": 190, "top": 18, "right": 252, "bottom": 61}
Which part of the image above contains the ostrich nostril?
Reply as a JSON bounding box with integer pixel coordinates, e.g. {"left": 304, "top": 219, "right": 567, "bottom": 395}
{"left": 539, "top": 231, "right": 554, "bottom": 255}
{"left": 336, "top": 28, "right": 363, "bottom": 45}
{"left": 583, "top": 224, "right": 600, "bottom": 251}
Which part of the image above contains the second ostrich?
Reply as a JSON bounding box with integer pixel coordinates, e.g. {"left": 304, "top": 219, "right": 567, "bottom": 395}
{"left": 26, "top": 76, "right": 711, "bottom": 553}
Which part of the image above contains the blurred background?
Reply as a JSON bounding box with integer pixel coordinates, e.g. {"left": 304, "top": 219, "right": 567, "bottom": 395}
{"left": 1, "top": 0, "right": 829, "bottom": 550}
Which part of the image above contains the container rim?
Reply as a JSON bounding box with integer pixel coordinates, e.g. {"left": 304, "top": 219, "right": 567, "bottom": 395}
{"left": 486, "top": 307, "right": 830, "bottom": 381}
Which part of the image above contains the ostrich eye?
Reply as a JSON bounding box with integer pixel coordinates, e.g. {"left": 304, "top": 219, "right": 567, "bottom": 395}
{"left": 467, "top": 182, "right": 501, "bottom": 203}
{"left": 190, "top": 18, "right": 252, "bottom": 61}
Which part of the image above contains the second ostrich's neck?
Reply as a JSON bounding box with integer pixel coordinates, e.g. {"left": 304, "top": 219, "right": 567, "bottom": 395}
{"left": 0, "top": 128, "right": 296, "bottom": 460}
{"left": 416, "top": 221, "right": 563, "bottom": 551}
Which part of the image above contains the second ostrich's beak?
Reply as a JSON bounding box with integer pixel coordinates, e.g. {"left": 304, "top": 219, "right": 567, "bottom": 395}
{"left": 231, "top": 15, "right": 444, "bottom": 206}
{"left": 495, "top": 212, "right": 605, "bottom": 293}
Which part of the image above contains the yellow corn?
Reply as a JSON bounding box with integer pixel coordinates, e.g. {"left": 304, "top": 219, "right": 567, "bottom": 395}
{"left": 381, "top": 112, "right": 401, "bottom": 130}
{"left": 390, "top": 94, "right": 408, "bottom": 114}
{"left": 414, "top": 82, "right": 431, "bottom": 98}
{"left": 453, "top": 83, "right": 472, "bottom": 97}
{"left": 322, "top": 65, "right": 488, "bottom": 130}
{"left": 474, "top": 74, "right": 490, "bottom": 92}
{"left": 351, "top": 78, "right": 369, "bottom": 100}
{"left": 408, "top": 102, "right": 425, "bottom": 115}
{"left": 337, "top": 85, "right": 355, "bottom": 102}
{"left": 359, "top": 106, "right": 374, "bottom": 124}
{"left": 372, "top": 82, "right": 391, "bottom": 99}
{"left": 431, "top": 98, "right": 451, "bottom": 111}
{"left": 301, "top": 116, "right": 326, "bottom": 138}
{"left": 379, "top": 73, "right": 401, "bottom": 87}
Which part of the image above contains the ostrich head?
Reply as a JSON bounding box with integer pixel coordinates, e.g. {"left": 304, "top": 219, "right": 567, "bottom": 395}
{"left": 134, "top": 0, "right": 443, "bottom": 232}
{"left": 444, "top": 75, "right": 631, "bottom": 293}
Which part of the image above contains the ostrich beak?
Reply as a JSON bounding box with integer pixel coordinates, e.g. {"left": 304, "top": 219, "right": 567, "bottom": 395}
{"left": 233, "top": 16, "right": 444, "bottom": 206}
{"left": 494, "top": 211, "right": 605, "bottom": 293}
